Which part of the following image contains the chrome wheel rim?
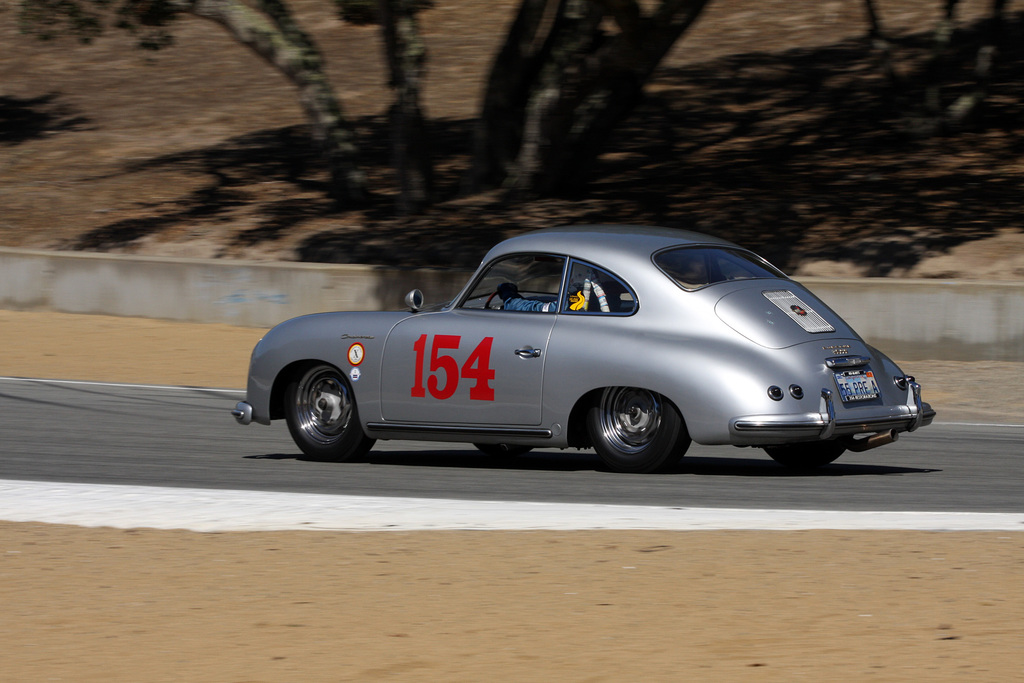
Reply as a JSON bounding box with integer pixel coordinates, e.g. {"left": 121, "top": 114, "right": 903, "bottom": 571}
{"left": 295, "top": 367, "right": 353, "bottom": 445}
{"left": 598, "top": 387, "right": 662, "bottom": 454}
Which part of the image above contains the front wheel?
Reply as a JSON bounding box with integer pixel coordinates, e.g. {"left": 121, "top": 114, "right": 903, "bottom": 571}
{"left": 587, "top": 387, "right": 690, "bottom": 473}
{"left": 764, "top": 441, "right": 846, "bottom": 469}
{"left": 284, "top": 364, "right": 375, "bottom": 462}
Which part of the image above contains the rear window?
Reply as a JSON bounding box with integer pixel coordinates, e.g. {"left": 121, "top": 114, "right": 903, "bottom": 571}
{"left": 654, "top": 247, "right": 785, "bottom": 291}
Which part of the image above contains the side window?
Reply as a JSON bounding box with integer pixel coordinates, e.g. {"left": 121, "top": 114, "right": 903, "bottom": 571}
{"left": 561, "top": 260, "right": 637, "bottom": 315}
{"left": 460, "top": 254, "right": 566, "bottom": 312}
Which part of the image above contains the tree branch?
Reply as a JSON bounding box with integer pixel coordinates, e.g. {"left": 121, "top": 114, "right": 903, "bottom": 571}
{"left": 184, "top": 0, "right": 367, "bottom": 203}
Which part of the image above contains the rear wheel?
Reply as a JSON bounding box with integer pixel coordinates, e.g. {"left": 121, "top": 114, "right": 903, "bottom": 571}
{"left": 587, "top": 387, "right": 690, "bottom": 473}
{"left": 764, "top": 441, "right": 846, "bottom": 469}
{"left": 473, "top": 443, "right": 534, "bottom": 457}
{"left": 284, "top": 364, "right": 375, "bottom": 462}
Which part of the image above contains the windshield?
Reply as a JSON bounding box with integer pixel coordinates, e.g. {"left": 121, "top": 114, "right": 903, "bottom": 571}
{"left": 654, "top": 246, "right": 786, "bottom": 291}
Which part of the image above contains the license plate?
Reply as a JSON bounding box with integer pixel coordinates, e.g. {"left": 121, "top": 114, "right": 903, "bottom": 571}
{"left": 834, "top": 369, "right": 880, "bottom": 402}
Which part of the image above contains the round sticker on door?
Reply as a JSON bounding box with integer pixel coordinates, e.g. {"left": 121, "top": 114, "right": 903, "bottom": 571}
{"left": 347, "top": 342, "right": 365, "bottom": 366}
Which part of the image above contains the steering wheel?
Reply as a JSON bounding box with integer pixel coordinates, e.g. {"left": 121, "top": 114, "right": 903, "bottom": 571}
{"left": 485, "top": 289, "right": 502, "bottom": 309}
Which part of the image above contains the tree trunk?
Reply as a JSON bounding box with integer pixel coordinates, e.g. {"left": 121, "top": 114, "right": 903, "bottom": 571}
{"left": 862, "top": 0, "right": 900, "bottom": 87}
{"left": 944, "top": 0, "right": 1007, "bottom": 128}
{"left": 379, "top": 0, "right": 433, "bottom": 214}
{"left": 465, "top": 0, "right": 568, "bottom": 193}
{"left": 186, "top": 0, "right": 368, "bottom": 204}
{"left": 508, "top": 0, "right": 604, "bottom": 193}
{"left": 469, "top": 0, "right": 712, "bottom": 196}
{"left": 923, "top": 0, "right": 961, "bottom": 119}
{"left": 869, "top": 0, "right": 1006, "bottom": 136}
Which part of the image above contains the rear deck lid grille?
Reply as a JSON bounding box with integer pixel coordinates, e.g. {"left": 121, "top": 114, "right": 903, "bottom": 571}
{"left": 762, "top": 290, "right": 835, "bottom": 333}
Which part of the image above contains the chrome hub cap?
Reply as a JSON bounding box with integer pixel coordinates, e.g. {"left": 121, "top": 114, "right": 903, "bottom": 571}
{"left": 599, "top": 387, "right": 662, "bottom": 454}
{"left": 296, "top": 368, "right": 353, "bottom": 444}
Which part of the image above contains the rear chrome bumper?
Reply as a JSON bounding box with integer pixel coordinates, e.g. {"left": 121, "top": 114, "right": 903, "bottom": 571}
{"left": 231, "top": 401, "right": 253, "bottom": 425}
{"left": 730, "top": 383, "right": 935, "bottom": 444}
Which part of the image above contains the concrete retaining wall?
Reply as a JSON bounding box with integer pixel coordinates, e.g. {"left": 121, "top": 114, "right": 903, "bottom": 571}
{"left": 806, "top": 278, "right": 1024, "bottom": 362}
{"left": 2, "top": 247, "right": 1022, "bottom": 361}
{"left": 0, "top": 247, "right": 468, "bottom": 329}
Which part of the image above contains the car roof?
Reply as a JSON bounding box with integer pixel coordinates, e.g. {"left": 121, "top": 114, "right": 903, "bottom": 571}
{"left": 485, "top": 225, "right": 740, "bottom": 264}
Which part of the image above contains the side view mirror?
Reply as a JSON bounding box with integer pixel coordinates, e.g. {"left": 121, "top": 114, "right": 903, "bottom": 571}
{"left": 404, "top": 289, "right": 424, "bottom": 312}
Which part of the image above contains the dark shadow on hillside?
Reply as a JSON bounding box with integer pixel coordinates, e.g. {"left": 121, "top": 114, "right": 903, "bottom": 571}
{"left": 583, "top": 11, "right": 1024, "bottom": 273}
{"left": 68, "top": 10, "right": 1024, "bottom": 273}
{"left": 0, "top": 94, "right": 90, "bottom": 146}
{"left": 68, "top": 126, "right": 334, "bottom": 250}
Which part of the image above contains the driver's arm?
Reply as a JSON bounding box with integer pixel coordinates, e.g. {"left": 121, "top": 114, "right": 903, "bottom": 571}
{"left": 498, "top": 282, "right": 555, "bottom": 312}
{"left": 503, "top": 297, "right": 555, "bottom": 312}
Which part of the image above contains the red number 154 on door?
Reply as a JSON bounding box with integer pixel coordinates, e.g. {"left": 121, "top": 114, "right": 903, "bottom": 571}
{"left": 410, "top": 335, "right": 495, "bottom": 401}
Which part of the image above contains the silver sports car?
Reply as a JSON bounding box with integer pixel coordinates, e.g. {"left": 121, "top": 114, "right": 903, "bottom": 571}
{"left": 232, "top": 225, "right": 934, "bottom": 472}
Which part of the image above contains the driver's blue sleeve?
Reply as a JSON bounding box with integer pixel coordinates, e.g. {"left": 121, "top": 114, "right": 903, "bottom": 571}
{"left": 503, "top": 298, "right": 555, "bottom": 312}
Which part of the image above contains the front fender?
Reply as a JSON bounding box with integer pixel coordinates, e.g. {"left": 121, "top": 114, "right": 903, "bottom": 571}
{"left": 244, "top": 311, "right": 409, "bottom": 424}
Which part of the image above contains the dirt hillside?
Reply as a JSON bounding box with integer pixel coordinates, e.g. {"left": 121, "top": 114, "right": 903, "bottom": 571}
{"left": 3, "top": 0, "right": 1023, "bottom": 276}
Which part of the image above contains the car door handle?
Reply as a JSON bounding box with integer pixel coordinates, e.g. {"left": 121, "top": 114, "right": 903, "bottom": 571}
{"left": 514, "top": 347, "right": 542, "bottom": 359}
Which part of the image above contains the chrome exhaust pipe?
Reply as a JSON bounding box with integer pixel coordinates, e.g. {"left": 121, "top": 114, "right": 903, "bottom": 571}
{"left": 844, "top": 429, "right": 898, "bottom": 452}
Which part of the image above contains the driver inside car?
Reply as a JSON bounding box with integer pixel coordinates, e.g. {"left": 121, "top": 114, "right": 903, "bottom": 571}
{"left": 497, "top": 282, "right": 556, "bottom": 312}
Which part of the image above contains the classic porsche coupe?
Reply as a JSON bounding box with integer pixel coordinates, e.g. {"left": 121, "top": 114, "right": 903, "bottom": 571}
{"left": 232, "top": 225, "right": 934, "bottom": 472}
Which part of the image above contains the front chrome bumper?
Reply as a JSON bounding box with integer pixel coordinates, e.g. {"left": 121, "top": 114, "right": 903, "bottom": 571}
{"left": 231, "top": 401, "right": 253, "bottom": 425}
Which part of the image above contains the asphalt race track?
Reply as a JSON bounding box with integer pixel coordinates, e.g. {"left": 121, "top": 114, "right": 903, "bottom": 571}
{"left": 2, "top": 376, "right": 1022, "bottom": 517}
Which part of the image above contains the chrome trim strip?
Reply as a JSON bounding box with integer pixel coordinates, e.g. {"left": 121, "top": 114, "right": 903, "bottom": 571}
{"left": 825, "top": 355, "right": 871, "bottom": 369}
{"left": 365, "top": 422, "right": 553, "bottom": 438}
{"left": 732, "top": 412, "right": 828, "bottom": 432}
{"left": 733, "top": 421, "right": 823, "bottom": 432}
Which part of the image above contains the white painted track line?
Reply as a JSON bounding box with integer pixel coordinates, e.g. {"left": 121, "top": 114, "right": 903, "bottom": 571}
{"left": 1, "top": 480, "right": 1022, "bottom": 532}
{"left": 0, "top": 375, "right": 244, "bottom": 393}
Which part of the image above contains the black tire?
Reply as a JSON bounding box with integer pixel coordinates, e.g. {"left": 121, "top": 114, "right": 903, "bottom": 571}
{"left": 587, "top": 387, "right": 690, "bottom": 473}
{"left": 473, "top": 443, "right": 534, "bottom": 457}
{"left": 764, "top": 441, "right": 846, "bottom": 469}
{"left": 284, "top": 364, "right": 375, "bottom": 462}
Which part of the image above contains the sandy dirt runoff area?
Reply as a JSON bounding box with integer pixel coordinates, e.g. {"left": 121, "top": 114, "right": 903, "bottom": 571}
{"left": 1, "top": 310, "right": 1022, "bottom": 681}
